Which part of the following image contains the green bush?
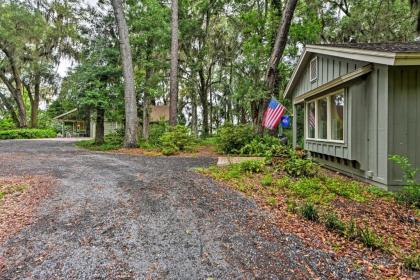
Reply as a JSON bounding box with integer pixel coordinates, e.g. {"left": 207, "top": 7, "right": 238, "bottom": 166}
{"left": 239, "top": 135, "right": 283, "bottom": 157}
{"left": 357, "top": 225, "right": 384, "bottom": 249}
{"left": 239, "top": 160, "right": 265, "bottom": 173}
{"left": 159, "top": 125, "right": 196, "bottom": 156}
{"left": 148, "top": 122, "right": 169, "bottom": 146}
{"left": 404, "top": 252, "right": 420, "bottom": 271}
{"left": 300, "top": 202, "right": 319, "bottom": 221}
{"left": 324, "top": 212, "right": 345, "bottom": 233}
{"left": 396, "top": 185, "right": 420, "bottom": 208}
{"left": 260, "top": 174, "right": 273, "bottom": 186}
{"left": 215, "top": 124, "right": 254, "bottom": 154}
{"left": 389, "top": 155, "right": 420, "bottom": 208}
{"left": 0, "top": 128, "right": 56, "bottom": 140}
{"left": 0, "top": 118, "right": 15, "bottom": 130}
{"left": 266, "top": 196, "right": 277, "bottom": 206}
{"left": 284, "top": 157, "right": 319, "bottom": 178}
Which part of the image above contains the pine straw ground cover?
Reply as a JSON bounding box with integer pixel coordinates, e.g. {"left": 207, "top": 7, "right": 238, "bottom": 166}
{"left": 0, "top": 176, "right": 55, "bottom": 244}
{"left": 197, "top": 161, "right": 420, "bottom": 279}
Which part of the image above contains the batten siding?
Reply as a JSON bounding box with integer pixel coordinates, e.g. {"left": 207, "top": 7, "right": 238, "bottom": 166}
{"left": 388, "top": 66, "right": 420, "bottom": 184}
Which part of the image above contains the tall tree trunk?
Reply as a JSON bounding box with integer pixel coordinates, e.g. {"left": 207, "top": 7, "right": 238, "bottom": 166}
{"left": 256, "top": 0, "right": 298, "bottom": 133}
{"left": 266, "top": 0, "right": 298, "bottom": 93}
{"left": 14, "top": 88, "right": 27, "bottom": 128}
{"left": 30, "top": 75, "right": 41, "bottom": 128}
{"left": 111, "top": 0, "right": 138, "bottom": 148}
{"left": 198, "top": 69, "right": 209, "bottom": 137}
{"left": 95, "top": 107, "right": 105, "bottom": 145}
{"left": 169, "top": 0, "right": 179, "bottom": 126}
{"left": 191, "top": 93, "right": 198, "bottom": 136}
{"left": 0, "top": 91, "right": 19, "bottom": 126}
{"left": 143, "top": 67, "right": 152, "bottom": 140}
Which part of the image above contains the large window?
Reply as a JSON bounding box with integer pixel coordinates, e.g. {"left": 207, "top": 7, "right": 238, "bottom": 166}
{"left": 306, "top": 89, "right": 345, "bottom": 142}
{"left": 318, "top": 98, "right": 328, "bottom": 139}
{"left": 331, "top": 93, "right": 344, "bottom": 140}
{"left": 308, "top": 102, "right": 315, "bottom": 138}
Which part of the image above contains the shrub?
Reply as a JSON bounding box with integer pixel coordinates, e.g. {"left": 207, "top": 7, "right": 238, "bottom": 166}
{"left": 0, "top": 118, "right": 15, "bottom": 130}
{"left": 148, "top": 122, "right": 169, "bottom": 146}
{"left": 215, "top": 124, "right": 254, "bottom": 154}
{"left": 260, "top": 174, "right": 273, "bottom": 186}
{"left": 389, "top": 155, "right": 420, "bottom": 208}
{"left": 324, "top": 213, "right": 345, "bottom": 233}
{"left": 300, "top": 202, "right": 319, "bottom": 221}
{"left": 284, "top": 157, "right": 319, "bottom": 178}
{"left": 266, "top": 196, "right": 277, "bottom": 207}
{"left": 239, "top": 160, "right": 265, "bottom": 173}
{"left": 404, "top": 252, "right": 420, "bottom": 271}
{"left": 344, "top": 220, "right": 358, "bottom": 240}
{"left": 239, "top": 135, "right": 282, "bottom": 156}
{"left": 275, "top": 177, "right": 290, "bottom": 189}
{"left": 0, "top": 128, "right": 56, "bottom": 140}
{"left": 159, "top": 125, "right": 196, "bottom": 156}
{"left": 357, "top": 225, "right": 384, "bottom": 249}
{"left": 396, "top": 185, "right": 420, "bottom": 208}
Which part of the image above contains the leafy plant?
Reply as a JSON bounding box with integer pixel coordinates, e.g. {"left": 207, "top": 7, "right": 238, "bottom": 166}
{"left": 389, "top": 155, "right": 419, "bottom": 186}
{"left": 266, "top": 196, "right": 277, "bottom": 206}
{"left": 324, "top": 212, "right": 345, "bottom": 233}
{"left": 284, "top": 157, "right": 319, "bottom": 178}
{"left": 275, "top": 177, "right": 290, "bottom": 189}
{"left": 215, "top": 124, "right": 254, "bottom": 154}
{"left": 357, "top": 225, "right": 384, "bottom": 249}
{"left": 0, "top": 128, "right": 56, "bottom": 140}
{"left": 260, "top": 174, "right": 273, "bottom": 186}
{"left": 300, "top": 202, "right": 319, "bottom": 221}
{"left": 344, "top": 220, "right": 358, "bottom": 240}
{"left": 159, "top": 125, "right": 196, "bottom": 156}
{"left": 239, "top": 160, "right": 265, "bottom": 173}
{"left": 404, "top": 252, "right": 420, "bottom": 271}
{"left": 389, "top": 155, "right": 420, "bottom": 208}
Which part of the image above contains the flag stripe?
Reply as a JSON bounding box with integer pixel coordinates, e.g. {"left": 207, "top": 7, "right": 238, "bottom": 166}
{"left": 262, "top": 98, "right": 286, "bottom": 130}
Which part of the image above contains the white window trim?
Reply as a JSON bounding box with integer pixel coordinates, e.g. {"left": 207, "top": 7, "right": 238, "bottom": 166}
{"left": 305, "top": 89, "right": 345, "bottom": 144}
{"left": 309, "top": 57, "right": 318, "bottom": 83}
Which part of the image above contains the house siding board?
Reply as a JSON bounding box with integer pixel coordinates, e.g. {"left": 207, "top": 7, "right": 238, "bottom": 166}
{"left": 293, "top": 54, "right": 370, "bottom": 99}
{"left": 388, "top": 66, "right": 420, "bottom": 184}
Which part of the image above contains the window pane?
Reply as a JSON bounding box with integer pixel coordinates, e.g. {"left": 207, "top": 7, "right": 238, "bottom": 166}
{"left": 317, "top": 98, "right": 328, "bottom": 139}
{"left": 331, "top": 93, "right": 344, "bottom": 140}
{"left": 307, "top": 102, "right": 315, "bottom": 138}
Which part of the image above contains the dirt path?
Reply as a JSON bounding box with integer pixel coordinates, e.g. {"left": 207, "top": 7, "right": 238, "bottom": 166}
{"left": 0, "top": 140, "right": 364, "bottom": 279}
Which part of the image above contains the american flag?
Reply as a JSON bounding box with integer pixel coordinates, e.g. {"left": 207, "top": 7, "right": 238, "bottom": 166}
{"left": 262, "top": 98, "right": 286, "bottom": 130}
{"left": 309, "top": 110, "right": 315, "bottom": 128}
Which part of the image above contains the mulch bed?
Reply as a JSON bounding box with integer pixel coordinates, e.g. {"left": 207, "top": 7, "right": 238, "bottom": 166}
{"left": 0, "top": 176, "right": 55, "bottom": 244}
{"left": 203, "top": 167, "right": 420, "bottom": 279}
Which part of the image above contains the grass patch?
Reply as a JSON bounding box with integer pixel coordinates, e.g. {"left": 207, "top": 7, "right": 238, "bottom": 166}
{"left": 300, "top": 202, "right": 319, "bottom": 221}
{"left": 0, "top": 183, "right": 29, "bottom": 199}
{"left": 260, "top": 174, "right": 273, "bottom": 186}
{"left": 357, "top": 225, "right": 384, "bottom": 250}
{"left": 266, "top": 196, "right": 277, "bottom": 207}
{"left": 404, "top": 252, "right": 420, "bottom": 271}
{"left": 324, "top": 212, "right": 345, "bottom": 233}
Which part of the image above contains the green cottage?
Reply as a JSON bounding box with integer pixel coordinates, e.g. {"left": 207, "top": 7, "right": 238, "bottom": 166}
{"left": 284, "top": 43, "right": 420, "bottom": 190}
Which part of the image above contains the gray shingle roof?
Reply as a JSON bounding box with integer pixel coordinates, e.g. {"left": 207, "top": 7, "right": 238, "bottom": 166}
{"left": 313, "top": 42, "right": 420, "bottom": 53}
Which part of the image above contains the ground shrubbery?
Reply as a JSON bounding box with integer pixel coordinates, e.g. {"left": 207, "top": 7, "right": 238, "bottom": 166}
{"left": 390, "top": 155, "right": 420, "bottom": 209}
{"left": 215, "top": 124, "right": 254, "bottom": 154}
{"left": 0, "top": 128, "right": 56, "bottom": 140}
{"left": 159, "top": 125, "right": 196, "bottom": 155}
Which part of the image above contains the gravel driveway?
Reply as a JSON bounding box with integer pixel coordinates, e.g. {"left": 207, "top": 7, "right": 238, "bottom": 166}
{"left": 0, "top": 140, "right": 364, "bottom": 279}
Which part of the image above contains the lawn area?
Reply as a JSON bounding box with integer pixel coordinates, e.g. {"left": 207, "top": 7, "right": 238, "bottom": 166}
{"left": 197, "top": 159, "right": 420, "bottom": 278}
